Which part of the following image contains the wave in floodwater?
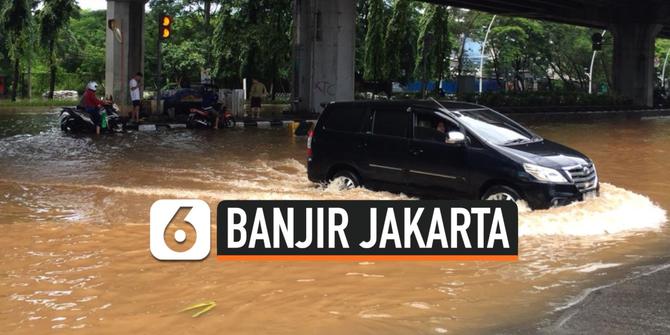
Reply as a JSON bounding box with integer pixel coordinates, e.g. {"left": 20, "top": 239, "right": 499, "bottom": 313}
{"left": 0, "top": 159, "right": 665, "bottom": 238}
{"left": 518, "top": 183, "right": 666, "bottom": 236}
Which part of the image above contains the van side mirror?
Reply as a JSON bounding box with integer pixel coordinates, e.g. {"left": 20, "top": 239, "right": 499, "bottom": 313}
{"left": 446, "top": 131, "right": 466, "bottom": 145}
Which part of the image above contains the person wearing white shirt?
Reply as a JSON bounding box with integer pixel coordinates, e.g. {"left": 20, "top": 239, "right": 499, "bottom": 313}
{"left": 129, "top": 72, "right": 143, "bottom": 122}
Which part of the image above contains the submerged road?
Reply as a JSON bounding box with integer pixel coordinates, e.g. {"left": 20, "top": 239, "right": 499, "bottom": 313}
{"left": 0, "top": 108, "right": 668, "bottom": 334}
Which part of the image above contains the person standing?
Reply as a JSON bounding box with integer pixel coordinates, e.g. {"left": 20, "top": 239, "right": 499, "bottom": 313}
{"left": 129, "top": 72, "right": 143, "bottom": 123}
{"left": 249, "top": 79, "right": 268, "bottom": 119}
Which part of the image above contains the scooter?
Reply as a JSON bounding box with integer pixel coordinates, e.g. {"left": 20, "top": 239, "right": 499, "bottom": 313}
{"left": 59, "top": 103, "right": 124, "bottom": 134}
{"left": 187, "top": 106, "right": 236, "bottom": 129}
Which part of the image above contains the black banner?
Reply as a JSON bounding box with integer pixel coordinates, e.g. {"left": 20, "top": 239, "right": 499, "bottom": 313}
{"left": 216, "top": 201, "right": 518, "bottom": 258}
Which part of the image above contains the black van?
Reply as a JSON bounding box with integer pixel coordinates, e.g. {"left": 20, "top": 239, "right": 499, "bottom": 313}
{"left": 307, "top": 100, "right": 598, "bottom": 209}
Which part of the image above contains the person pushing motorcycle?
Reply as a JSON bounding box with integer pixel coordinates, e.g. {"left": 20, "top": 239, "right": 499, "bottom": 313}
{"left": 81, "top": 82, "right": 106, "bottom": 135}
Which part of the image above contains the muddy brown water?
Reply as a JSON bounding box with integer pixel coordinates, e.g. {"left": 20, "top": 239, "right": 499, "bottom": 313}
{"left": 0, "top": 109, "right": 668, "bottom": 334}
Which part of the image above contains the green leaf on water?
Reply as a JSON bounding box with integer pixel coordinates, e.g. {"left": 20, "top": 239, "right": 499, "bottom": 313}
{"left": 180, "top": 301, "right": 217, "bottom": 318}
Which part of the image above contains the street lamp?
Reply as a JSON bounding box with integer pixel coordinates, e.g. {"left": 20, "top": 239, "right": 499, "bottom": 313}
{"left": 479, "top": 15, "right": 497, "bottom": 94}
{"left": 661, "top": 46, "right": 670, "bottom": 89}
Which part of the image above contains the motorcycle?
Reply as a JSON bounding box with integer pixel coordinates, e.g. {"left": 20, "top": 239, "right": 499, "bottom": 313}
{"left": 59, "top": 103, "right": 124, "bottom": 134}
{"left": 187, "top": 106, "right": 236, "bottom": 129}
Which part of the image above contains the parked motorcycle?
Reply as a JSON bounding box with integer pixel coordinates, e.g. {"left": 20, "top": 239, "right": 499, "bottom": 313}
{"left": 187, "top": 106, "right": 236, "bottom": 129}
{"left": 59, "top": 103, "right": 124, "bottom": 134}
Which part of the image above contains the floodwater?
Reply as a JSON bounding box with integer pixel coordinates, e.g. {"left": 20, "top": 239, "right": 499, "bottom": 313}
{"left": 0, "top": 108, "right": 668, "bottom": 334}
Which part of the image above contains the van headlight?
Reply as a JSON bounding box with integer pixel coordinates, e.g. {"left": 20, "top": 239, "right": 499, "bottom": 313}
{"left": 523, "top": 163, "right": 568, "bottom": 183}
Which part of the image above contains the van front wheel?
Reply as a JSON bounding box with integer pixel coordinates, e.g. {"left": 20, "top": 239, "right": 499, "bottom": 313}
{"left": 482, "top": 185, "right": 520, "bottom": 202}
{"left": 331, "top": 170, "right": 360, "bottom": 190}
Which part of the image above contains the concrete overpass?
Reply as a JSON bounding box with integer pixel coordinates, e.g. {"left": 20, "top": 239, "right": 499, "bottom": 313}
{"left": 431, "top": 0, "right": 670, "bottom": 107}
{"left": 105, "top": 0, "right": 670, "bottom": 111}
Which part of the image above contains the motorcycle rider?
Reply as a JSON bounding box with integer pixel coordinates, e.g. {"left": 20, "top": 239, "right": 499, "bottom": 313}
{"left": 202, "top": 86, "right": 222, "bottom": 129}
{"left": 82, "top": 82, "right": 105, "bottom": 135}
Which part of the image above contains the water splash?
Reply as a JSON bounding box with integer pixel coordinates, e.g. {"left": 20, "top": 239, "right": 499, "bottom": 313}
{"left": 0, "top": 160, "right": 665, "bottom": 237}
{"left": 519, "top": 183, "right": 666, "bottom": 236}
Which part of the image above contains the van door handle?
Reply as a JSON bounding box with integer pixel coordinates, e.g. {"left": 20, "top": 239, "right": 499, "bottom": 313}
{"left": 410, "top": 149, "right": 423, "bottom": 156}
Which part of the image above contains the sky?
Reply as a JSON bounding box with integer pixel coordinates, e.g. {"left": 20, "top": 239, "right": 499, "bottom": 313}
{"left": 79, "top": 0, "right": 107, "bottom": 11}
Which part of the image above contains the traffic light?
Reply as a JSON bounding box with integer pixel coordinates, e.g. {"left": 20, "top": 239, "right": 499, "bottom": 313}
{"left": 160, "top": 15, "right": 173, "bottom": 40}
{"left": 591, "top": 33, "right": 603, "bottom": 51}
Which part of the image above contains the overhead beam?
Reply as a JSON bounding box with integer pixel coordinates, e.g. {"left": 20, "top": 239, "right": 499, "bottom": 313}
{"left": 429, "top": 0, "right": 670, "bottom": 38}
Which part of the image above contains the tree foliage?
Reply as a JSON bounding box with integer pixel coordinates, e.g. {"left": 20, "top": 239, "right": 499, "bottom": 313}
{"left": 384, "top": 0, "right": 416, "bottom": 83}
{"left": 363, "top": 0, "right": 386, "bottom": 81}
{"left": 38, "top": 0, "right": 79, "bottom": 99}
{"left": 1, "top": 0, "right": 665, "bottom": 101}
{"left": 1, "top": 0, "right": 33, "bottom": 100}
{"left": 210, "top": 0, "right": 291, "bottom": 92}
{"left": 414, "top": 4, "right": 449, "bottom": 94}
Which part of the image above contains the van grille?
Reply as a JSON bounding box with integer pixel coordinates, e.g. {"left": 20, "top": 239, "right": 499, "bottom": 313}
{"left": 564, "top": 164, "right": 598, "bottom": 192}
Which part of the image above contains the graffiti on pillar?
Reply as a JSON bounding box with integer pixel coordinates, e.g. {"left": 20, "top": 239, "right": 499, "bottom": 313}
{"left": 315, "top": 81, "right": 336, "bottom": 98}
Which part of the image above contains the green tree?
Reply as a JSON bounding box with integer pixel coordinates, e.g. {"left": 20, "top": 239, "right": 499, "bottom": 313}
{"left": 181, "top": 0, "right": 220, "bottom": 63}
{"left": 355, "top": 0, "right": 370, "bottom": 79}
{"left": 414, "top": 4, "right": 449, "bottom": 96}
{"left": 1, "top": 0, "right": 32, "bottom": 101}
{"left": 363, "top": 0, "right": 386, "bottom": 81}
{"left": 162, "top": 40, "right": 206, "bottom": 85}
{"left": 38, "top": 0, "right": 79, "bottom": 99}
{"left": 533, "top": 23, "right": 593, "bottom": 91}
{"left": 432, "top": 5, "right": 449, "bottom": 88}
{"left": 212, "top": 3, "right": 243, "bottom": 82}
{"left": 655, "top": 38, "right": 670, "bottom": 86}
{"left": 485, "top": 18, "right": 549, "bottom": 91}
{"left": 0, "top": 2, "right": 10, "bottom": 86}
{"left": 449, "top": 8, "right": 482, "bottom": 77}
{"left": 211, "top": 0, "right": 292, "bottom": 95}
{"left": 384, "top": 0, "right": 415, "bottom": 83}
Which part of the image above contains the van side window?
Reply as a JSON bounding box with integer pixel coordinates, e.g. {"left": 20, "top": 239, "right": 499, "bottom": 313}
{"left": 372, "top": 109, "right": 407, "bottom": 138}
{"left": 324, "top": 106, "right": 365, "bottom": 133}
{"left": 362, "top": 109, "right": 374, "bottom": 133}
{"left": 413, "top": 111, "right": 459, "bottom": 143}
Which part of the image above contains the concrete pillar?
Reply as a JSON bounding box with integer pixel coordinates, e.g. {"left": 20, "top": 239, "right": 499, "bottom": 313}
{"left": 611, "top": 23, "right": 662, "bottom": 107}
{"left": 105, "top": 0, "right": 145, "bottom": 106}
{"left": 293, "top": 0, "right": 356, "bottom": 114}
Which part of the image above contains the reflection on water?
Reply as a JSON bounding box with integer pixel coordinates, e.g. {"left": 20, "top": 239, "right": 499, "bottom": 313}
{"left": 0, "top": 109, "right": 668, "bottom": 334}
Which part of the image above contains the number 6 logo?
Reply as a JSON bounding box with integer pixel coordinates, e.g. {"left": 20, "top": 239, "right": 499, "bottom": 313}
{"left": 150, "top": 199, "right": 211, "bottom": 261}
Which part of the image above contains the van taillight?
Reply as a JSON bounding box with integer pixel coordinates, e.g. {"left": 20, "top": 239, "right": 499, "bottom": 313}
{"left": 307, "top": 130, "right": 314, "bottom": 158}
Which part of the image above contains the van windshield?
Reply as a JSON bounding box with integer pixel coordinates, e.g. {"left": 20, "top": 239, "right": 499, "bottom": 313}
{"left": 450, "top": 108, "right": 541, "bottom": 146}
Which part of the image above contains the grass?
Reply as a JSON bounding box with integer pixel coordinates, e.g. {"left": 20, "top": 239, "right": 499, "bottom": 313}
{"left": 0, "top": 98, "right": 78, "bottom": 107}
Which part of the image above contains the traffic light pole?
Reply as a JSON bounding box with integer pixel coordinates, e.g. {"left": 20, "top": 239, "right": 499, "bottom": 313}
{"left": 155, "top": 14, "right": 163, "bottom": 114}
{"left": 588, "top": 30, "right": 607, "bottom": 94}
{"left": 156, "top": 39, "right": 161, "bottom": 113}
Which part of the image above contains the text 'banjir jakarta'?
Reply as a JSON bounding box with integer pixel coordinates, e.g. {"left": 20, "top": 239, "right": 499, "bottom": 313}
{"left": 216, "top": 201, "right": 518, "bottom": 258}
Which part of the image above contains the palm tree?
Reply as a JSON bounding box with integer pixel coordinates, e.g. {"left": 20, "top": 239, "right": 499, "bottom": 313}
{"left": 1, "top": 0, "right": 31, "bottom": 101}
{"left": 38, "top": 0, "right": 79, "bottom": 100}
